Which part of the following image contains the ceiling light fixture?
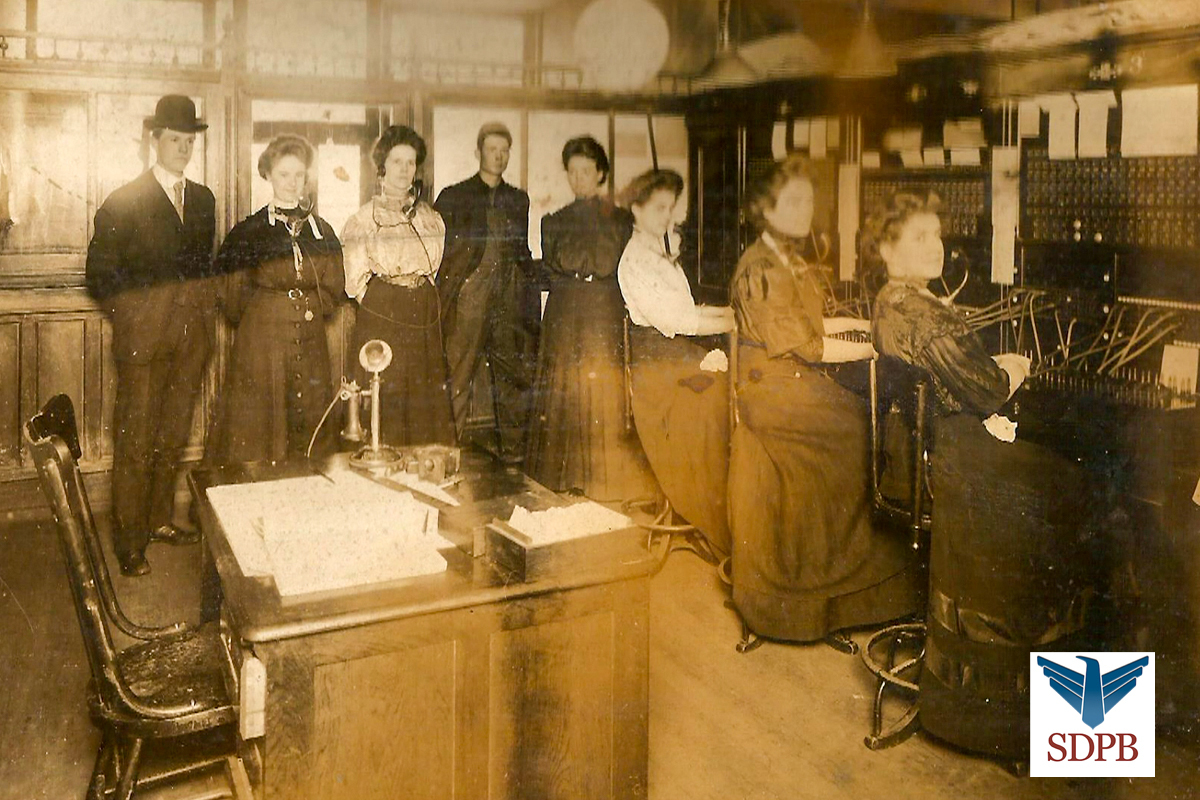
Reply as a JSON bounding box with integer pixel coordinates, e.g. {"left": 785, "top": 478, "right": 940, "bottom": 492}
{"left": 837, "top": 0, "right": 897, "bottom": 79}
{"left": 694, "top": 0, "right": 758, "bottom": 91}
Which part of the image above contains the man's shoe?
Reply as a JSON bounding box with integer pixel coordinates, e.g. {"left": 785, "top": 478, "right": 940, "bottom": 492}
{"left": 117, "top": 550, "right": 151, "bottom": 577}
{"left": 149, "top": 523, "right": 201, "bottom": 546}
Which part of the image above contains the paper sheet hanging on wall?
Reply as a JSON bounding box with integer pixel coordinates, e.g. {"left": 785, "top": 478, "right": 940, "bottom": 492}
{"left": 899, "top": 150, "right": 923, "bottom": 168}
{"left": 810, "top": 119, "right": 828, "bottom": 159}
{"left": 883, "top": 127, "right": 922, "bottom": 152}
{"left": 944, "top": 118, "right": 985, "bottom": 149}
{"left": 861, "top": 151, "right": 882, "bottom": 169}
{"left": 991, "top": 146, "right": 1020, "bottom": 285}
{"left": 1160, "top": 343, "right": 1199, "bottom": 395}
{"left": 1018, "top": 99, "right": 1042, "bottom": 138}
{"left": 923, "top": 148, "right": 946, "bottom": 167}
{"left": 1036, "top": 93, "right": 1079, "bottom": 160}
{"left": 1121, "top": 85, "right": 1199, "bottom": 157}
{"left": 791, "top": 118, "right": 811, "bottom": 151}
{"left": 950, "top": 149, "right": 982, "bottom": 166}
{"left": 772, "top": 120, "right": 788, "bottom": 160}
{"left": 1076, "top": 90, "right": 1117, "bottom": 159}
{"left": 837, "top": 164, "right": 860, "bottom": 282}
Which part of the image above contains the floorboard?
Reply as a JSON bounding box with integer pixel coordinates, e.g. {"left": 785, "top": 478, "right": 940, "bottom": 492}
{"left": 1, "top": 517, "right": 1196, "bottom": 800}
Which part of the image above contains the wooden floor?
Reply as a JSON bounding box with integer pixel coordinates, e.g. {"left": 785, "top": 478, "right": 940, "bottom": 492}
{"left": 1, "top": 516, "right": 1197, "bottom": 800}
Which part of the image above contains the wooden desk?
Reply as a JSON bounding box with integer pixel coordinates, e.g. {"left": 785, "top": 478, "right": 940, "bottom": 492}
{"left": 190, "top": 455, "right": 653, "bottom": 800}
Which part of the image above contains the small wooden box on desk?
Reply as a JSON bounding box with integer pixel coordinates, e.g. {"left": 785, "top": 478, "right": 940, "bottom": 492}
{"left": 485, "top": 519, "right": 648, "bottom": 582}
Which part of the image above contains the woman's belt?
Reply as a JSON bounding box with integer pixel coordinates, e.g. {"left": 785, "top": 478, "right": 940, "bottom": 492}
{"left": 255, "top": 286, "right": 316, "bottom": 299}
{"left": 375, "top": 272, "right": 431, "bottom": 288}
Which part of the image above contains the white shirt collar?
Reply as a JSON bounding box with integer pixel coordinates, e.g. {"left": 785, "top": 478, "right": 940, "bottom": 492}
{"left": 267, "top": 204, "right": 323, "bottom": 239}
{"left": 151, "top": 164, "right": 185, "bottom": 202}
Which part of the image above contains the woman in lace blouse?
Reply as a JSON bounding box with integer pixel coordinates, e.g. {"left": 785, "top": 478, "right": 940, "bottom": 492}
{"left": 617, "top": 169, "right": 735, "bottom": 553}
{"left": 341, "top": 125, "right": 453, "bottom": 446}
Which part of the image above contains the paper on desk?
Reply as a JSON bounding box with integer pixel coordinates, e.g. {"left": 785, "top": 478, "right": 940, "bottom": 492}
{"left": 260, "top": 500, "right": 450, "bottom": 597}
{"left": 1121, "top": 85, "right": 1199, "bottom": 157}
{"left": 378, "top": 467, "right": 461, "bottom": 506}
{"left": 508, "top": 502, "right": 635, "bottom": 546}
{"left": 206, "top": 472, "right": 452, "bottom": 593}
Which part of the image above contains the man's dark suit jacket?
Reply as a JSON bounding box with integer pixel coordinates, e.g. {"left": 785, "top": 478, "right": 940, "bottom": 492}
{"left": 434, "top": 174, "right": 532, "bottom": 311}
{"left": 86, "top": 170, "right": 218, "bottom": 363}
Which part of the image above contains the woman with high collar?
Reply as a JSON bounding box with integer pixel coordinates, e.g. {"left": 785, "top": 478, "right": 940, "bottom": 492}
{"left": 210, "top": 133, "right": 344, "bottom": 464}
{"left": 526, "top": 136, "right": 654, "bottom": 501}
{"left": 617, "top": 168, "right": 736, "bottom": 554}
{"left": 727, "top": 154, "right": 922, "bottom": 645}
{"left": 341, "top": 125, "right": 453, "bottom": 447}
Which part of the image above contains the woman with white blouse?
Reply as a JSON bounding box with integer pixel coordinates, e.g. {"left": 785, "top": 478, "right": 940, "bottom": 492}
{"left": 342, "top": 125, "right": 454, "bottom": 446}
{"left": 617, "top": 169, "right": 735, "bottom": 553}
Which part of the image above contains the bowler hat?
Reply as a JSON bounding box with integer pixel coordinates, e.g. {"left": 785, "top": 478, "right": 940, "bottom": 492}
{"left": 143, "top": 95, "right": 208, "bottom": 133}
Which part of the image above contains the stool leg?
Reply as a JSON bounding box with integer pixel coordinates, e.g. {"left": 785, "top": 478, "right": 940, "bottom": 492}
{"left": 115, "top": 737, "right": 144, "bottom": 800}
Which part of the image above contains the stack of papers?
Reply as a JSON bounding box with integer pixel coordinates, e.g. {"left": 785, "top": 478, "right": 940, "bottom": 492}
{"left": 206, "top": 472, "right": 453, "bottom": 596}
{"left": 508, "top": 502, "right": 635, "bottom": 546}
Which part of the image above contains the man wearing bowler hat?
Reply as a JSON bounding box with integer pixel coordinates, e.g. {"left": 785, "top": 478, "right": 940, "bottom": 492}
{"left": 86, "top": 95, "right": 217, "bottom": 576}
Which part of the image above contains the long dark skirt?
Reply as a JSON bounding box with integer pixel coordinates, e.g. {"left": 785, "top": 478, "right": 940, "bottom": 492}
{"left": 211, "top": 292, "right": 337, "bottom": 464}
{"left": 526, "top": 278, "right": 654, "bottom": 501}
{"left": 628, "top": 326, "right": 731, "bottom": 553}
{"left": 728, "top": 347, "right": 922, "bottom": 642}
{"left": 920, "top": 412, "right": 1097, "bottom": 758}
{"left": 353, "top": 279, "right": 455, "bottom": 447}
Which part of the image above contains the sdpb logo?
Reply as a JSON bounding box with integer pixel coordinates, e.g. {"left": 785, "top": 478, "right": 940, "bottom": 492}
{"left": 1030, "top": 652, "right": 1155, "bottom": 777}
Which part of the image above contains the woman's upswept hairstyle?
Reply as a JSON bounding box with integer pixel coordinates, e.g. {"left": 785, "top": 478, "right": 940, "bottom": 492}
{"left": 743, "top": 153, "right": 816, "bottom": 232}
{"left": 618, "top": 168, "right": 684, "bottom": 209}
{"left": 561, "top": 135, "right": 610, "bottom": 184}
{"left": 372, "top": 125, "right": 428, "bottom": 177}
{"left": 258, "top": 134, "right": 314, "bottom": 180}
{"left": 860, "top": 190, "right": 943, "bottom": 288}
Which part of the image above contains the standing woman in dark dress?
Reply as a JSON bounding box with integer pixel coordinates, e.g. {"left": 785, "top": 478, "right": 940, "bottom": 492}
{"left": 341, "top": 125, "right": 454, "bottom": 446}
{"left": 526, "top": 136, "right": 654, "bottom": 500}
{"left": 211, "top": 134, "right": 344, "bottom": 463}
{"left": 727, "top": 154, "right": 922, "bottom": 643}
{"left": 867, "top": 191, "right": 1096, "bottom": 758}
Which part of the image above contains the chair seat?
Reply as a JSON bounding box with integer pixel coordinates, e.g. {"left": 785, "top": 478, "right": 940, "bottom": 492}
{"left": 90, "top": 623, "right": 237, "bottom": 736}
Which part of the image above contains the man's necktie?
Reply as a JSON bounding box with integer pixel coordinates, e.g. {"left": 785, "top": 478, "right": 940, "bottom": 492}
{"left": 172, "top": 180, "right": 184, "bottom": 222}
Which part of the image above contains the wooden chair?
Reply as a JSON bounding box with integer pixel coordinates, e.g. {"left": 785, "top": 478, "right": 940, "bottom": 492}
{"left": 25, "top": 394, "right": 246, "bottom": 800}
{"left": 860, "top": 357, "right": 932, "bottom": 750}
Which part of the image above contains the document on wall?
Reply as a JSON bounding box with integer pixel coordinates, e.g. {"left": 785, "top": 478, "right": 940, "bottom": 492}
{"left": 1121, "top": 85, "right": 1199, "bottom": 157}
{"left": 991, "top": 146, "right": 1021, "bottom": 285}
{"left": 837, "top": 164, "right": 860, "bottom": 282}
{"left": 1036, "top": 93, "right": 1078, "bottom": 160}
{"left": 1075, "top": 90, "right": 1117, "bottom": 158}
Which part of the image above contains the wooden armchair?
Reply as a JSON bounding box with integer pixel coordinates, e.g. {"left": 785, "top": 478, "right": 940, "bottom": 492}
{"left": 25, "top": 394, "right": 246, "bottom": 800}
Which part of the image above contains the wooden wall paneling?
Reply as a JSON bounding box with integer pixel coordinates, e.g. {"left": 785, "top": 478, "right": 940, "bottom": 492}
{"left": 0, "top": 320, "right": 21, "bottom": 467}
{"left": 82, "top": 314, "right": 106, "bottom": 462}
{"left": 18, "top": 315, "right": 38, "bottom": 468}
{"left": 99, "top": 316, "right": 116, "bottom": 462}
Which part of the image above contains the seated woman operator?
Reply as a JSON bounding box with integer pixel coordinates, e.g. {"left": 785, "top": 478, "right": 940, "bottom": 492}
{"left": 867, "top": 190, "right": 1099, "bottom": 758}
{"left": 727, "top": 154, "right": 923, "bottom": 645}
{"left": 617, "top": 168, "right": 736, "bottom": 554}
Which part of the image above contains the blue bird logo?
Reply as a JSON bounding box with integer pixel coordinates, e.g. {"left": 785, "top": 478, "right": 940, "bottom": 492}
{"left": 1036, "top": 656, "right": 1150, "bottom": 729}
